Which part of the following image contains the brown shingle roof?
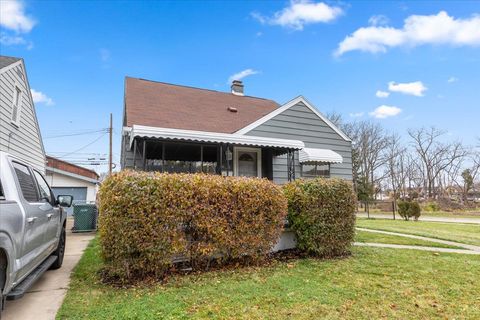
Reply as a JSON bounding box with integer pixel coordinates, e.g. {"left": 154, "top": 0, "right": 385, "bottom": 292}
{"left": 46, "top": 156, "right": 99, "bottom": 181}
{"left": 124, "top": 77, "right": 279, "bottom": 133}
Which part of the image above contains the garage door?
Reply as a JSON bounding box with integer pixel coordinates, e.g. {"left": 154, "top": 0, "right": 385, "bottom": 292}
{"left": 52, "top": 187, "right": 88, "bottom": 215}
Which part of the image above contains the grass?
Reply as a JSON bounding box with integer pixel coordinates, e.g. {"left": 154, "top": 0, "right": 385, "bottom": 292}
{"left": 354, "top": 230, "right": 463, "bottom": 249}
{"left": 359, "top": 209, "right": 480, "bottom": 219}
{"left": 356, "top": 218, "right": 480, "bottom": 247}
{"left": 57, "top": 238, "right": 480, "bottom": 319}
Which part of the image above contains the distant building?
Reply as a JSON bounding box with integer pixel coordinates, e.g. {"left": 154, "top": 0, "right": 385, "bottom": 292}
{"left": 45, "top": 156, "right": 99, "bottom": 213}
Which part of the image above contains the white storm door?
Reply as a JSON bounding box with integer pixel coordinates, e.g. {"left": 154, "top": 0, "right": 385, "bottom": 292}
{"left": 234, "top": 147, "right": 262, "bottom": 178}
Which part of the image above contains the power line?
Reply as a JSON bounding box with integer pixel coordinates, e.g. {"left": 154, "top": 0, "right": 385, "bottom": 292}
{"left": 57, "top": 133, "right": 107, "bottom": 158}
{"left": 44, "top": 129, "right": 108, "bottom": 139}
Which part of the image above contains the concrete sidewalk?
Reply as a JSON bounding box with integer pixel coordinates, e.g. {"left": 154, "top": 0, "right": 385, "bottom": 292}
{"left": 354, "top": 242, "right": 480, "bottom": 255}
{"left": 356, "top": 227, "right": 480, "bottom": 252}
{"left": 3, "top": 226, "right": 94, "bottom": 320}
{"left": 356, "top": 212, "right": 480, "bottom": 224}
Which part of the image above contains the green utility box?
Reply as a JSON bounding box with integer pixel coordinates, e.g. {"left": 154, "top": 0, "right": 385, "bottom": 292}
{"left": 72, "top": 203, "right": 98, "bottom": 233}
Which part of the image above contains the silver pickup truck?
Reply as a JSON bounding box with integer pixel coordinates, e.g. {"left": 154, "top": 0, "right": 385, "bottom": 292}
{"left": 0, "top": 152, "right": 72, "bottom": 314}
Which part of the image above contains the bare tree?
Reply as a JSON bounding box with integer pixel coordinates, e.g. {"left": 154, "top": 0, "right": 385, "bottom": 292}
{"left": 384, "top": 133, "right": 405, "bottom": 212}
{"left": 408, "top": 127, "right": 467, "bottom": 199}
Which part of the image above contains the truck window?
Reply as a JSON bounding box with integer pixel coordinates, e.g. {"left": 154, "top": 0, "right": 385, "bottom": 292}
{"left": 0, "top": 179, "right": 5, "bottom": 200}
{"left": 33, "top": 170, "right": 53, "bottom": 204}
{"left": 12, "top": 162, "right": 39, "bottom": 202}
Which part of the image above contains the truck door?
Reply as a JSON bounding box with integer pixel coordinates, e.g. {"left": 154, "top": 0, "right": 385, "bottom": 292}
{"left": 33, "top": 170, "right": 60, "bottom": 251}
{"left": 11, "top": 162, "right": 50, "bottom": 276}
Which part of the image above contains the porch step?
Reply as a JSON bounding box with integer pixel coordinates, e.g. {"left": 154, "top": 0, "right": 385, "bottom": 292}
{"left": 6, "top": 255, "right": 57, "bottom": 300}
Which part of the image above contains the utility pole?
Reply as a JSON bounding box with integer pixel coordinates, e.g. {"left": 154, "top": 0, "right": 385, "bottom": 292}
{"left": 109, "top": 113, "right": 113, "bottom": 175}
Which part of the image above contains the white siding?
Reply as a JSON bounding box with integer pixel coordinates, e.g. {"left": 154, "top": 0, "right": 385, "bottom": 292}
{"left": 45, "top": 171, "right": 97, "bottom": 203}
{"left": 0, "top": 61, "right": 45, "bottom": 173}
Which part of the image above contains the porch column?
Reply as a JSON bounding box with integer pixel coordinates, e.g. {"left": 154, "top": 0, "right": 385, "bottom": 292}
{"left": 142, "top": 139, "right": 147, "bottom": 170}
{"left": 287, "top": 149, "right": 295, "bottom": 182}
{"left": 133, "top": 138, "right": 137, "bottom": 170}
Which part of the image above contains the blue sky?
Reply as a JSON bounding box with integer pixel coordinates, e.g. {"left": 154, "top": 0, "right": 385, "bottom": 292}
{"left": 1, "top": 0, "right": 479, "bottom": 172}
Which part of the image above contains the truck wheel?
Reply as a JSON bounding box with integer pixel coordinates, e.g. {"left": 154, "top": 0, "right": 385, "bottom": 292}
{"left": 50, "top": 227, "right": 66, "bottom": 270}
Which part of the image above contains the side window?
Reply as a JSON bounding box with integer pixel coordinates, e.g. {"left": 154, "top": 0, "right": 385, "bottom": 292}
{"left": 12, "top": 162, "right": 39, "bottom": 202}
{"left": 11, "top": 86, "right": 22, "bottom": 125}
{"left": 33, "top": 170, "right": 53, "bottom": 204}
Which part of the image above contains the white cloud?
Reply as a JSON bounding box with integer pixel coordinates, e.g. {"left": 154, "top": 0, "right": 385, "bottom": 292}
{"left": 375, "top": 90, "right": 390, "bottom": 98}
{"left": 447, "top": 76, "right": 459, "bottom": 83}
{"left": 370, "top": 105, "right": 402, "bottom": 119}
{"left": 368, "top": 15, "right": 389, "bottom": 26}
{"left": 0, "top": 0, "right": 36, "bottom": 33}
{"left": 388, "top": 81, "right": 427, "bottom": 97}
{"left": 228, "top": 69, "right": 260, "bottom": 83}
{"left": 99, "top": 48, "right": 110, "bottom": 62}
{"left": 349, "top": 112, "right": 364, "bottom": 117}
{"left": 252, "top": 1, "right": 343, "bottom": 30}
{"left": 31, "top": 89, "right": 54, "bottom": 106}
{"left": 0, "top": 32, "right": 33, "bottom": 49}
{"left": 335, "top": 11, "right": 480, "bottom": 56}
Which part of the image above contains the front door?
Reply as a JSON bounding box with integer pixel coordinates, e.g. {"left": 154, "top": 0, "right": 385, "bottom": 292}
{"left": 234, "top": 147, "right": 262, "bottom": 178}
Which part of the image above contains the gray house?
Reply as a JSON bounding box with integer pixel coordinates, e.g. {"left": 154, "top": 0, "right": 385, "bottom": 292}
{"left": 0, "top": 56, "right": 45, "bottom": 173}
{"left": 121, "top": 77, "right": 352, "bottom": 182}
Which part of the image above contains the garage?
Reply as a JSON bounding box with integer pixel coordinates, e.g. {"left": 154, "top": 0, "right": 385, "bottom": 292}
{"left": 52, "top": 187, "right": 88, "bottom": 215}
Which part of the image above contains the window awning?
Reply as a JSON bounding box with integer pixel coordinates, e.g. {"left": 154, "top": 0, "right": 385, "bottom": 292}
{"left": 299, "top": 148, "right": 343, "bottom": 164}
{"left": 126, "top": 125, "right": 305, "bottom": 150}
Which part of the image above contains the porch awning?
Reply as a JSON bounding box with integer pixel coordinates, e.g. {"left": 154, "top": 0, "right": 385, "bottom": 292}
{"left": 299, "top": 148, "right": 343, "bottom": 164}
{"left": 127, "top": 125, "right": 305, "bottom": 150}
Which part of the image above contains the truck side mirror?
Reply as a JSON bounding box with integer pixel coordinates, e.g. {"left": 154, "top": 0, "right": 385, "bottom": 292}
{"left": 57, "top": 195, "right": 73, "bottom": 207}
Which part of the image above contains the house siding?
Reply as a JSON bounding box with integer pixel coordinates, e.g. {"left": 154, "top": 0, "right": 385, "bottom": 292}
{"left": 245, "top": 101, "right": 352, "bottom": 183}
{"left": 0, "top": 62, "right": 45, "bottom": 173}
{"left": 120, "top": 136, "right": 143, "bottom": 169}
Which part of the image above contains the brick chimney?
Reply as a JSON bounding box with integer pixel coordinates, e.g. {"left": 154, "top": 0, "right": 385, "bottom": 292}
{"left": 231, "top": 80, "right": 244, "bottom": 96}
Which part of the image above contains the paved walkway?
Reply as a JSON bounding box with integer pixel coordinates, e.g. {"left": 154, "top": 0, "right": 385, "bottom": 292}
{"left": 3, "top": 223, "right": 95, "bottom": 320}
{"left": 356, "top": 213, "right": 480, "bottom": 224}
{"left": 354, "top": 242, "right": 480, "bottom": 254}
{"left": 356, "top": 227, "right": 480, "bottom": 252}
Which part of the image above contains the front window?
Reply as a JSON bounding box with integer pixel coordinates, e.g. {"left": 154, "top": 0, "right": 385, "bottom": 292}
{"left": 301, "top": 163, "right": 330, "bottom": 178}
{"left": 145, "top": 142, "right": 217, "bottom": 174}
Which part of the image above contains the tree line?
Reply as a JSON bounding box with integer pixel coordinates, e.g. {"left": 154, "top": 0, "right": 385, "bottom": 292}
{"left": 328, "top": 113, "right": 480, "bottom": 206}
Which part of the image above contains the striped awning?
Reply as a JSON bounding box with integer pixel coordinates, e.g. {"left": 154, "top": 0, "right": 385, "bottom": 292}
{"left": 299, "top": 148, "right": 343, "bottom": 164}
{"left": 126, "top": 125, "right": 305, "bottom": 150}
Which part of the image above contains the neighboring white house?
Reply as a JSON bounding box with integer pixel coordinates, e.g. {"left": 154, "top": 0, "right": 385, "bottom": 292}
{"left": 0, "top": 56, "right": 46, "bottom": 173}
{"left": 45, "top": 156, "right": 99, "bottom": 209}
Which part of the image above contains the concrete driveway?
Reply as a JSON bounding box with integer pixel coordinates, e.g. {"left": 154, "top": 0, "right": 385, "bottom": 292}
{"left": 3, "top": 221, "right": 94, "bottom": 320}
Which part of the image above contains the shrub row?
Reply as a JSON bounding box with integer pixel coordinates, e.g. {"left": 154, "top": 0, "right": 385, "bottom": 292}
{"left": 98, "top": 171, "right": 287, "bottom": 282}
{"left": 284, "top": 178, "right": 357, "bottom": 257}
{"left": 397, "top": 200, "right": 421, "bottom": 221}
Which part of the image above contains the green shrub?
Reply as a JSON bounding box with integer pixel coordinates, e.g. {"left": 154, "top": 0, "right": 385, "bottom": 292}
{"left": 397, "top": 201, "right": 421, "bottom": 221}
{"left": 423, "top": 202, "right": 439, "bottom": 212}
{"left": 283, "top": 178, "right": 356, "bottom": 257}
{"left": 98, "top": 170, "right": 287, "bottom": 282}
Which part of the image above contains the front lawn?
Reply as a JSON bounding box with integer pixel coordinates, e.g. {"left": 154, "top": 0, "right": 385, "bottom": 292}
{"left": 356, "top": 218, "right": 480, "bottom": 246}
{"left": 57, "top": 238, "right": 480, "bottom": 319}
{"left": 354, "top": 230, "right": 462, "bottom": 249}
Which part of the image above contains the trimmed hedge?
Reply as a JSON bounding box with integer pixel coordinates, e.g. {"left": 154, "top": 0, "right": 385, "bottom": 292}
{"left": 397, "top": 201, "right": 421, "bottom": 221}
{"left": 98, "top": 171, "right": 287, "bottom": 282}
{"left": 284, "top": 178, "right": 356, "bottom": 257}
